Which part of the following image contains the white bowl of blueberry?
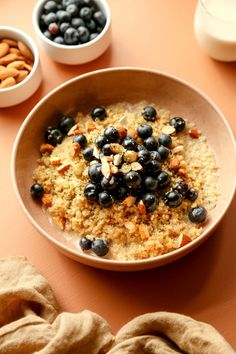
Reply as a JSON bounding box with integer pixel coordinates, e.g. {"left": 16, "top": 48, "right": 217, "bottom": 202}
{"left": 32, "top": 0, "right": 111, "bottom": 65}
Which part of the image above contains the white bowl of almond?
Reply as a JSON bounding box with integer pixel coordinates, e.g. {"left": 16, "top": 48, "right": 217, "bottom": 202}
{"left": 0, "top": 26, "right": 42, "bottom": 107}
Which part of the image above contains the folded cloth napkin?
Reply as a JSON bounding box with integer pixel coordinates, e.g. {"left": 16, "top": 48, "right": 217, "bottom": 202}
{"left": 0, "top": 256, "right": 234, "bottom": 354}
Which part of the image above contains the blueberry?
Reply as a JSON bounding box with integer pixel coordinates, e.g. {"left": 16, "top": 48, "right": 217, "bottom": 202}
{"left": 159, "top": 134, "right": 172, "bottom": 148}
{"left": 91, "top": 107, "right": 107, "bottom": 121}
{"left": 186, "top": 188, "right": 198, "bottom": 202}
{"left": 83, "top": 147, "right": 94, "bottom": 161}
{"left": 113, "top": 186, "right": 128, "bottom": 201}
{"left": 30, "top": 183, "right": 44, "bottom": 198}
{"left": 44, "top": 1, "right": 58, "bottom": 14}
{"left": 79, "top": 237, "right": 92, "bottom": 251}
{"left": 71, "top": 17, "right": 85, "bottom": 28}
{"left": 157, "top": 145, "right": 169, "bottom": 160}
{"left": 91, "top": 239, "right": 109, "bottom": 257}
{"left": 43, "top": 30, "right": 52, "bottom": 40}
{"left": 80, "top": 7, "right": 92, "bottom": 20}
{"left": 137, "top": 124, "right": 153, "bottom": 139}
{"left": 122, "top": 136, "right": 138, "bottom": 151}
{"left": 150, "top": 150, "right": 161, "bottom": 161}
{"left": 142, "top": 106, "right": 157, "bottom": 122}
{"left": 170, "top": 117, "right": 186, "bottom": 132}
{"left": 88, "top": 163, "right": 103, "bottom": 182}
{"left": 143, "top": 136, "right": 158, "bottom": 151}
{"left": 90, "top": 33, "right": 99, "bottom": 41}
{"left": 96, "top": 26, "right": 103, "bottom": 33}
{"left": 142, "top": 192, "right": 158, "bottom": 212}
{"left": 64, "top": 27, "right": 79, "bottom": 44}
{"left": 78, "top": 26, "right": 90, "bottom": 43}
{"left": 102, "top": 143, "right": 112, "bottom": 155}
{"left": 62, "top": 0, "right": 78, "bottom": 7}
{"left": 145, "top": 160, "right": 161, "bottom": 175}
{"left": 189, "top": 206, "right": 207, "bottom": 223}
{"left": 86, "top": 19, "right": 96, "bottom": 31}
{"left": 101, "top": 176, "right": 118, "bottom": 191}
{"left": 57, "top": 10, "right": 71, "bottom": 23}
{"left": 48, "top": 22, "right": 59, "bottom": 36}
{"left": 60, "top": 22, "right": 71, "bottom": 33}
{"left": 54, "top": 36, "right": 65, "bottom": 44}
{"left": 174, "top": 181, "right": 189, "bottom": 196}
{"left": 66, "top": 4, "right": 78, "bottom": 17}
{"left": 104, "top": 126, "right": 120, "bottom": 143}
{"left": 45, "top": 127, "right": 64, "bottom": 146}
{"left": 144, "top": 176, "right": 158, "bottom": 191}
{"left": 44, "top": 12, "right": 58, "bottom": 26}
{"left": 157, "top": 171, "right": 170, "bottom": 188}
{"left": 58, "top": 115, "right": 75, "bottom": 134}
{"left": 73, "top": 134, "right": 87, "bottom": 148}
{"left": 138, "top": 149, "right": 151, "bottom": 164}
{"left": 164, "top": 190, "right": 183, "bottom": 208}
{"left": 93, "top": 11, "right": 106, "bottom": 26}
{"left": 95, "top": 135, "right": 108, "bottom": 149}
{"left": 84, "top": 182, "right": 98, "bottom": 201}
{"left": 124, "top": 171, "right": 142, "bottom": 189}
{"left": 137, "top": 144, "right": 147, "bottom": 151}
{"left": 98, "top": 191, "right": 113, "bottom": 208}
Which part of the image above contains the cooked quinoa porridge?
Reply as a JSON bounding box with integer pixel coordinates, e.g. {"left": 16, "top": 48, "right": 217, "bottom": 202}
{"left": 31, "top": 102, "right": 219, "bottom": 260}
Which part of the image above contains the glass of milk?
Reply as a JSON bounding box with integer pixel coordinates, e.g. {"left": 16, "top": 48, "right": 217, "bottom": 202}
{"left": 194, "top": 0, "right": 236, "bottom": 61}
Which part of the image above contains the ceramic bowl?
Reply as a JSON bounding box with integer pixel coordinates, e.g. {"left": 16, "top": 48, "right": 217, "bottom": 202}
{"left": 32, "top": 0, "right": 111, "bottom": 65}
{"left": 0, "top": 26, "right": 42, "bottom": 108}
{"left": 11, "top": 68, "right": 236, "bottom": 271}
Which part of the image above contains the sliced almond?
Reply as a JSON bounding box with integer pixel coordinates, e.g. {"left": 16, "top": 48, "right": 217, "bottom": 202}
{"left": 110, "top": 164, "right": 119, "bottom": 174}
{"left": 73, "top": 143, "right": 81, "bottom": 157}
{"left": 7, "top": 60, "right": 25, "bottom": 70}
{"left": 93, "top": 145, "right": 100, "bottom": 159}
{"left": 123, "top": 150, "right": 138, "bottom": 163}
{"left": 172, "top": 146, "right": 184, "bottom": 154}
{"left": 177, "top": 168, "right": 188, "bottom": 179}
{"left": 162, "top": 125, "right": 176, "bottom": 135}
{"left": 67, "top": 123, "right": 78, "bottom": 136}
{"left": 18, "top": 40, "right": 34, "bottom": 61}
{"left": 53, "top": 216, "right": 66, "bottom": 230}
{"left": 110, "top": 143, "right": 125, "bottom": 154}
{"left": 15, "top": 70, "right": 28, "bottom": 83}
{"left": 0, "top": 77, "right": 16, "bottom": 88}
{"left": 168, "top": 157, "right": 180, "bottom": 171}
{"left": 128, "top": 128, "right": 138, "bottom": 139}
{"left": 117, "top": 126, "right": 127, "bottom": 139}
{"left": 0, "top": 42, "right": 9, "bottom": 58}
{"left": 131, "top": 162, "right": 143, "bottom": 171}
{"left": 121, "top": 163, "right": 132, "bottom": 174}
{"left": 2, "top": 38, "right": 18, "bottom": 47}
{"left": 101, "top": 157, "right": 111, "bottom": 179}
{"left": 124, "top": 221, "right": 136, "bottom": 233}
{"left": 123, "top": 195, "right": 136, "bottom": 207}
{"left": 41, "top": 193, "right": 52, "bottom": 207}
{"left": 0, "top": 67, "right": 19, "bottom": 80}
{"left": 138, "top": 200, "right": 146, "bottom": 216}
{"left": 139, "top": 224, "right": 149, "bottom": 240}
{"left": 40, "top": 143, "right": 54, "bottom": 154}
{"left": 113, "top": 153, "right": 122, "bottom": 166}
{"left": 50, "top": 157, "right": 61, "bottom": 166}
{"left": 57, "top": 163, "right": 70, "bottom": 174}
{"left": 86, "top": 121, "right": 96, "bottom": 132}
{"left": 0, "top": 53, "right": 18, "bottom": 65}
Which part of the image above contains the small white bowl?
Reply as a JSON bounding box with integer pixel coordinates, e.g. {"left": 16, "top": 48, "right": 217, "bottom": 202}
{"left": 32, "top": 0, "right": 111, "bottom": 65}
{"left": 0, "top": 26, "right": 42, "bottom": 108}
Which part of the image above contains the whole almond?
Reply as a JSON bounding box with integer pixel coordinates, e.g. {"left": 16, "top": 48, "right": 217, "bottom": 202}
{"left": 0, "top": 77, "right": 16, "bottom": 88}
{"left": 0, "top": 65, "right": 5, "bottom": 72}
{"left": 0, "top": 42, "right": 9, "bottom": 58}
{"left": 0, "top": 67, "right": 19, "bottom": 80}
{"left": 0, "top": 53, "right": 18, "bottom": 65}
{"left": 2, "top": 38, "right": 18, "bottom": 47}
{"left": 24, "top": 63, "right": 33, "bottom": 71}
{"left": 16, "top": 70, "right": 28, "bottom": 83}
{"left": 9, "top": 47, "right": 21, "bottom": 55}
{"left": 18, "top": 41, "right": 34, "bottom": 61}
{"left": 8, "top": 60, "right": 25, "bottom": 70}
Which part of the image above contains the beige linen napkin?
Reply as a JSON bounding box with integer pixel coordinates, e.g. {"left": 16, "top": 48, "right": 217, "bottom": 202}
{"left": 0, "top": 256, "right": 234, "bottom": 354}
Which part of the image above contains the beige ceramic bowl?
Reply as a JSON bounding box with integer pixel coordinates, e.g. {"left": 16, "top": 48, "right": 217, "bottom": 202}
{"left": 32, "top": 0, "right": 111, "bottom": 65}
{"left": 0, "top": 26, "right": 42, "bottom": 107}
{"left": 11, "top": 68, "right": 236, "bottom": 271}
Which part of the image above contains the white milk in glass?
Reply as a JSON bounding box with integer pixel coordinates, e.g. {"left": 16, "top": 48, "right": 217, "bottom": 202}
{"left": 194, "top": 0, "right": 236, "bottom": 61}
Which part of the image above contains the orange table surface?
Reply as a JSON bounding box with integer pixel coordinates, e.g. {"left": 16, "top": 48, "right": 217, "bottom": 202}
{"left": 1, "top": 0, "right": 236, "bottom": 348}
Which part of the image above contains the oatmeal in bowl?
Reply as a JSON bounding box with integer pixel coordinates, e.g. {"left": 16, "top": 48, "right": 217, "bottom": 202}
{"left": 12, "top": 68, "right": 236, "bottom": 271}
{"left": 31, "top": 101, "right": 219, "bottom": 261}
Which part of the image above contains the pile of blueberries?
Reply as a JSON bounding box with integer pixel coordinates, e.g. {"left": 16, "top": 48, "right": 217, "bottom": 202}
{"left": 39, "top": 0, "right": 106, "bottom": 45}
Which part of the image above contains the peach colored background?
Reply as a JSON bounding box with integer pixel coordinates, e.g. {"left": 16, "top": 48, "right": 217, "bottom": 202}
{"left": 1, "top": 0, "right": 236, "bottom": 348}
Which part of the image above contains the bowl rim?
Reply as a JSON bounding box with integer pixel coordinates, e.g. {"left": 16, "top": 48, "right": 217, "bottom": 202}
{"left": 32, "top": 0, "right": 111, "bottom": 50}
{"left": 11, "top": 67, "right": 236, "bottom": 269}
{"left": 0, "top": 25, "right": 40, "bottom": 92}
